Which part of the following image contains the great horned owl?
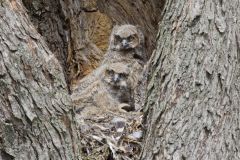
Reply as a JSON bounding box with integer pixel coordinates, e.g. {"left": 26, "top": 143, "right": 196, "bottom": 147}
{"left": 72, "top": 25, "right": 145, "bottom": 93}
{"left": 102, "top": 63, "right": 134, "bottom": 108}
{"left": 71, "top": 25, "right": 146, "bottom": 113}
{"left": 72, "top": 62, "right": 135, "bottom": 117}
{"left": 101, "top": 24, "right": 146, "bottom": 65}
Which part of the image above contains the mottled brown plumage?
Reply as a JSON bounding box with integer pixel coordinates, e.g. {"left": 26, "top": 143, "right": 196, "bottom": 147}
{"left": 72, "top": 63, "right": 135, "bottom": 117}
{"left": 102, "top": 24, "right": 146, "bottom": 65}
{"left": 72, "top": 25, "right": 147, "bottom": 114}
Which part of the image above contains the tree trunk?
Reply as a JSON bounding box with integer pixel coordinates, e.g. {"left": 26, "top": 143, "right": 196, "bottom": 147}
{"left": 142, "top": 0, "right": 240, "bottom": 159}
{"left": 0, "top": 1, "right": 81, "bottom": 159}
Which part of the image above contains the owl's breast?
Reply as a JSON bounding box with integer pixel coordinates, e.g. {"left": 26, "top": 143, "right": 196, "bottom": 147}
{"left": 103, "top": 50, "right": 137, "bottom": 64}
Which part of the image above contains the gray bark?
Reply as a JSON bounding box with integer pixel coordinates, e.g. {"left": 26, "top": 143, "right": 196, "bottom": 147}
{"left": 142, "top": 0, "right": 240, "bottom": 159}
{"left": 0, "top": 1, "right": 81, "bottom": 159}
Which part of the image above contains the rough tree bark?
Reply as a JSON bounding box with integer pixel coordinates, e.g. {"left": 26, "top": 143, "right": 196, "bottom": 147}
{"left": 0, "top": 1, "right": 81, "bottom": 159}
{"left": 142, "top": 0, "right": 240, "bottom": 159}
{"left": 2, "top": 0, "right": 239, "bottom": 159}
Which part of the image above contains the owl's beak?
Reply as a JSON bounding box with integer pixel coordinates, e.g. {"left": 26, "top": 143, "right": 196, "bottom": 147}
{"left": 122, "top": 39, "right": 129, "bottom": 49}
{"left": 113, "top": 74, "right": 120, "bottom": 83}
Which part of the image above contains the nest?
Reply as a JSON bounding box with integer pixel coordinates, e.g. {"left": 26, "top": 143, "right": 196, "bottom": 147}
{"left": 75, "top": 108, "right": 143, "bottom": 160}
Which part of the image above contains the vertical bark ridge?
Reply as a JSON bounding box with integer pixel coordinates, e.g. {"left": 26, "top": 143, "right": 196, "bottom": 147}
{"left": 0, "top": 1, "right": 80, "bottom": 159}
{"left": 142, "top": 0, "right": 240, "bottom": 159}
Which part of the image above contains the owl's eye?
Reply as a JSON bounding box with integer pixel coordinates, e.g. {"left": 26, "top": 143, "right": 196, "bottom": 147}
{"left": 114, "top": 35, "right": 122, "bottom": 43}
{"left": 128, "top": 34, "right": 137, "bottom": 41}
{"left": 119, "top": 73, "right": 128, "bottom": 78}
{"left": 128, "top": 35, "right": 134, "bottom": 41}
{"left": 107, "top": 69, "right": 114, "bottom": 76}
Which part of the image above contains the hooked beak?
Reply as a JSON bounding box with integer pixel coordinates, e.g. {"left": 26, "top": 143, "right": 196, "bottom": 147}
{"left": 122, "top": 39, "right": 129, "bottom": 49}
{"left": 113, "top": 74, "right": 120, "bottom": 83}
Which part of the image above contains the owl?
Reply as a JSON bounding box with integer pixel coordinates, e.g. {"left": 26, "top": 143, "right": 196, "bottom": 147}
{"left": 72, "top": 62, "right": 135, "bottom": 117}
{"left": 71, "top": 25, "right": 147, "bottom": 113}
{"left": 101, "top": 24, "right": 146, "bottom": 65}
{"left": 102, "top": 62, "right": 134, "bottom": 108}
{"left": 71, "top": 25, "right": 146, "bottom": 93}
